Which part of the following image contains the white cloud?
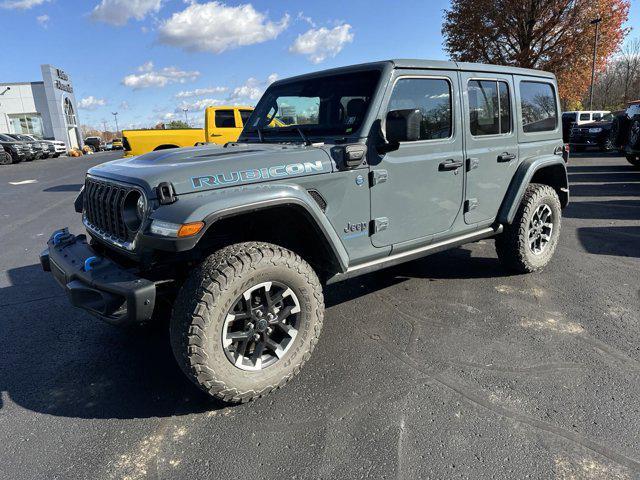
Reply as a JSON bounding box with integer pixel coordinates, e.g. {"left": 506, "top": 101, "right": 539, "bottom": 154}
{"left": 119, "top": 100, "right": 130, "bottom": 110}
{"left": 158, "top": 1, "right": 290, "bottom": 54}
{"left": 91, "top": 0, "right": 162, "bottom": 27}
{"left": 78, "top": 96, "right": 107, "bottom": 110}
{"left": 122, "top": 62, "right": 200, "bottom": 89}
{"left": 0, "top": 0, "right": 48, "bottom": 9}
{"left": 289, "top": 23, "right": 353, "bottom": 63}
{"left": 175, "top": 86, "right": 228, "bottom": 98}
{"left": 175, "top": 98, "right": 224, "bottom": 112}
{"left": 36, "top": 14, "right": 49, "bottom": 27}
{"left": 230, "top": 73, "right": 278, "bottom": 102}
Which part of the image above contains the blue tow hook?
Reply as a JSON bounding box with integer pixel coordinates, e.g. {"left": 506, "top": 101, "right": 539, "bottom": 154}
{"left": 84, "top": 256, "right": 101, "bottom": 272}
{"left": 53, "top": 231, "right": 67, "bottom": 245}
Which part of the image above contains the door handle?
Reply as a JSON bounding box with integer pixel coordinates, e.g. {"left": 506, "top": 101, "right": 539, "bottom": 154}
{"left": 439, "top": 159, "right": 464, "bottom": 171}
{"left": 497, "top": 152, "right": 516, "bottom": 162}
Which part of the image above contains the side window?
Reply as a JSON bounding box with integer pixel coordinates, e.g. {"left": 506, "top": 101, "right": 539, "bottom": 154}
{"left": 468, "top": 80, "right": 511, "bottom": 136}
{"left": 499, "top": 81, "right": 511, "bottom": 133}
{"left": 215, "top": 109, "right": 236, "bottom": 128}
{"left": 520, "top": 81, "right": 558, "bottom": 133}
{"left": 592, "top": 113, "right": 602, "bottom": 121}
{"left": 579, "top": 113, "right": 591, "bottom": 121}
{"left": 386, "top": 77, "right": 452, "bottom": 141}
{"left": 239, "top": 110, "right": 252, "bottom": 126}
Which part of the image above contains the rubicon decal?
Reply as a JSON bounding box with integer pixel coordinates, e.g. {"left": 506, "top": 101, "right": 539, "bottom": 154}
{"left": 192, "top": 161, "right": 325, "bottom": 188}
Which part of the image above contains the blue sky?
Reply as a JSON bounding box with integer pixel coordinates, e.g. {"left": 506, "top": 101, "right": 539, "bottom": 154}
{"left": 2, "top": 0, "right": 639, "bottom": 131}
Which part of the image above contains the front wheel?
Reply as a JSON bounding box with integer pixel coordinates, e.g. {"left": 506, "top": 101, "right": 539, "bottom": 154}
{"left": 496, "top": 183, "right": 562, "bottom": 273}
{"left": 170, "top": 242, "right": 324, "bottom": 403}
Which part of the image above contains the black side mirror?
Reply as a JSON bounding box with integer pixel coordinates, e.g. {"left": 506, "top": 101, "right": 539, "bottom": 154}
{"left": 386, "top": 109, "right": 422, "bottom": 143}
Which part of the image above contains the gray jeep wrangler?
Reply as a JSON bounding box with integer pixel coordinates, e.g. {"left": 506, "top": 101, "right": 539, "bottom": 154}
{"left": 41, "top": 60, "right": 569, "bottom": 403}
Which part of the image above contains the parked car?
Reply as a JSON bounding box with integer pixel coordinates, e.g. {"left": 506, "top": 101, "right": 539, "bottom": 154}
{"left": 562, "top": 110, "right": 610, "bottom": 142}
{"left": 0, "top": 133, "right": 31, "bottom": 164}
{"left": 607, "top": 101, "right": 640, "bottom": 166}
{"left": 4, "top": 133, "right": 45, "bottom": 160}
{"left": 568, "top": 112, "right": 619, "bottom": 152}
{"left": 104, "top": 142, "right": 113, "bottom": 151}
{"left": 84, "top": 136, "right": 105, "bottom": 152}
{"left": 122, "top": 106, "right": 253, "bottom": 157}
{"left": 111, "top": 138, "right": 123, "bottom": 150}
{"left": 42, "top": 59, "right": 569, "bottom": 404}
{"left": 21, "top": 134, "right": 66, "bottom": 158}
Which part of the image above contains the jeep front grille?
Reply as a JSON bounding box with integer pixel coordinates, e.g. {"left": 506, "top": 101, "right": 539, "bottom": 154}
{"left": 84, "top": 177, "right": 134, "bottom": 244}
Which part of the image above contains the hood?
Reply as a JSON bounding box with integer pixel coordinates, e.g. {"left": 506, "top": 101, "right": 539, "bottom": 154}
{"left": 577, "top": 121, "right": 612, "bottom": 129}
{"left": 88, "top": 143, "right": 334, "bottom": 197}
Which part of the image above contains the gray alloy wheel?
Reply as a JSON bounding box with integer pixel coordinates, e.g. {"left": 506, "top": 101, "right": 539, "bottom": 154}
{"left": 527, "top": 204, "right": 553, "bottom": 255}
{"left": 222, "top": 281, "right": 302, "bottom": 371}
{"left": 0, "top": 151, "right": 11, "bottom": 165}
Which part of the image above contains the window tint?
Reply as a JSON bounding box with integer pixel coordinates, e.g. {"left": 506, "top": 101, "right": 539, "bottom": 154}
{"left": 520, "top": 81, "right": 558, "bottom": 133}
{"left": 215, "top": 109, "right": 236, "bottom": 128}
{"left": 387, "top": 77, "right": 452, "bottom": 141}
{"left": 239, "top": 110, "right": 252, "bottom": 125}
{"left": 562, "top": 113, "right": 577, "bottom": 121}
{"left": 468, "top": 80, "right": 511, "bottom": 136}
{"left": 579, "top": 113, "right": 591, "bottom": 121}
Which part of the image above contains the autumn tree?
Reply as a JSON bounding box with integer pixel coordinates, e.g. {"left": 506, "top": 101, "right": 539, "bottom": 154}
{"left": 442, "top": 0, "right": 630, "bottom": 106}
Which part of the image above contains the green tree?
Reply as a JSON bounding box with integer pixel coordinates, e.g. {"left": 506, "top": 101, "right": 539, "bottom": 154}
{"left": 166, "top": 120, "right": 190, "bottom": 129}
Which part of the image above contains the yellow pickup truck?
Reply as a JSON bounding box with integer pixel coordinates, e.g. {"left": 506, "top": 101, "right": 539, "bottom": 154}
{"left": 122, "top": 106, "right": 253, "bottom": 157}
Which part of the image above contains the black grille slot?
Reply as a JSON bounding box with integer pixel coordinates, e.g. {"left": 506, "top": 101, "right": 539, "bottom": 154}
{"left": 84, "top": 177, "right": 135, "bottom": 244}
{"left": 307, "top": 189, "right": 327, "bottom": 211}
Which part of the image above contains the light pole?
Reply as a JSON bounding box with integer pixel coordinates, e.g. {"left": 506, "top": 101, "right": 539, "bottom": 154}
{"left": 183, "top": 108, "right": 189, "bottom": 126}
{"left": 111, "top": 112, "right": 119, "bottom": 135}
{"left": 588, "top": 17, "right": 602, "bottom": 110}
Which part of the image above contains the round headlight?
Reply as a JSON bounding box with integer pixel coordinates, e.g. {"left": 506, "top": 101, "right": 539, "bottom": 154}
{"left": 123, "top": 191, "right": 145, "bottom": 231}
{"left": 136, "top": 195, "right": 146, "bottom": 220}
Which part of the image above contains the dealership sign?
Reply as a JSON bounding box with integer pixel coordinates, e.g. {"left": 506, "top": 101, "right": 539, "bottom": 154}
{"left": 54, "top": 68, "right": 73, "bottom": 93}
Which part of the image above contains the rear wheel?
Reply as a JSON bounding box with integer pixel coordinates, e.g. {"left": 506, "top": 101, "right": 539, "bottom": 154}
{"left": 0, "top": 151, "right": 11, "bottom": 165}
{"left": 170, "top": 242, "right": 324, "bottom": 403}
{"left": 496, "top": 183, "right": 562, "bottom": 273}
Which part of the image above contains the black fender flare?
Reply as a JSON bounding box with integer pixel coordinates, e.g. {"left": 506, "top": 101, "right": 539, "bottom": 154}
{"left": 497, "top": 155, "right": 569, "bottom": 225}
{"left": 147, "top": 183, "right": 350, "bottom": 272}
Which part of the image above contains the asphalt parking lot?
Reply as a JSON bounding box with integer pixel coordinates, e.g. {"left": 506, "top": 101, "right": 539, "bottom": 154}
{"left": 0, "top": 151, "right": 639, "bottom": 479}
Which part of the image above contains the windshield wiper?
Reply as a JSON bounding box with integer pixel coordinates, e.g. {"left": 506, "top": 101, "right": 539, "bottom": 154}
{"left": 296, "top": 127, "right": 312, "bottom": 146}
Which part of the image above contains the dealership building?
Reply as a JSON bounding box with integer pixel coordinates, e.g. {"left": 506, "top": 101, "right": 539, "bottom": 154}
{"left": 0, "top": 64, "right": 82, "bottom": 149}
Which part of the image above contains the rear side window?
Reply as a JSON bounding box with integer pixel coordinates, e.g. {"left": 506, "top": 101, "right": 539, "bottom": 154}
{"left": 468, "top": 80, "right": 511, "bottom": 136}
{"left": 579, "top": 113, "right": 591, "bottom": 121}
{"left": 239, "top": 110, "right": 252, "bottom": 126}
{"left": 520, "top": 81, "right": 558, "bottom": 132}
{"left": 215, "top": 109, "right": 236, "bottom": 128}
{"left": 386, "top": 77, "right": 452, "bottom": 141}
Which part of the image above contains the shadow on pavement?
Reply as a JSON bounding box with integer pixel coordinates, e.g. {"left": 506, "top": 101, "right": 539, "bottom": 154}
{"left": 0, "top": 264, "right": 216, "bottom": 420}
{"left": 564, "top": 200, "right": 640, "bottom": 221}
{"left": 577, "top": 226, "right": 640, "bottom": 258}
{"left": 43, "top": 184, "right": 84, "bottom": 193}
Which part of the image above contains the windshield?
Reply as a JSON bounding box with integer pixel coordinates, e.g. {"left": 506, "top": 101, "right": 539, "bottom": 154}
{"left": 239, "top": 69, "right": 382, "bottom": 143}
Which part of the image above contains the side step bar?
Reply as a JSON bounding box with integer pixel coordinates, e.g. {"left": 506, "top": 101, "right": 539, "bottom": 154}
{"left": 326, "top": 226, "right": 502, "bottom": 285}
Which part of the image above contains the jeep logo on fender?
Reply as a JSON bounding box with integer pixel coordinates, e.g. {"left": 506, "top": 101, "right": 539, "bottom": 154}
{"left": 191, "top": 161, "right": 324, "bottom": 189}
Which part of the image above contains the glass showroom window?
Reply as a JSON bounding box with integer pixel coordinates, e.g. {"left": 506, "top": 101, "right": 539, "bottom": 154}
{"left": 9, "top": 114, "right": 44, "bottom": 137}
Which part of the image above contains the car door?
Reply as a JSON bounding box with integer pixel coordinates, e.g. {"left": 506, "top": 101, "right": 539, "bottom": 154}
{"left": 460, "top": 73, "right": 518, "bottom": 224}
{"left": 370, "top": 71, "right": 464, "bottom": 247}
{"left": 208, "top": 108, "right": 242, "bottom": 143}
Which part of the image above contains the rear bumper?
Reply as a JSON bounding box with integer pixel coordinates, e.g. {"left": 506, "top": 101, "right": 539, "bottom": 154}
{"left": 41, "top": 228, "right": 156, "bottom": 325}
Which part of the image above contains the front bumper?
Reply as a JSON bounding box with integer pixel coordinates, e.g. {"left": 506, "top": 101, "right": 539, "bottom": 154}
{"left": 41, "top": 228, "right": 156, "bottom": 325}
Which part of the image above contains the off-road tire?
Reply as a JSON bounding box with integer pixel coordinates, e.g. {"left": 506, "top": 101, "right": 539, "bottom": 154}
{"left": 496, "top": 183, "right": 562, "bottom": 273}
{"left": 629, "top": 119, "right": 640, "bottom": 149}
{"left": 170, "top": 242, "right": 324, "bottom": 403}
{"left": 0, "top": 151, "right": 11, "bottom": 165}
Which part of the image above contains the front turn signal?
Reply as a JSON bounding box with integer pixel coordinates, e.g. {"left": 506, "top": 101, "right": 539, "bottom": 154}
{"left": 177, "top": 221, "right": 205, "bottom": 237}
